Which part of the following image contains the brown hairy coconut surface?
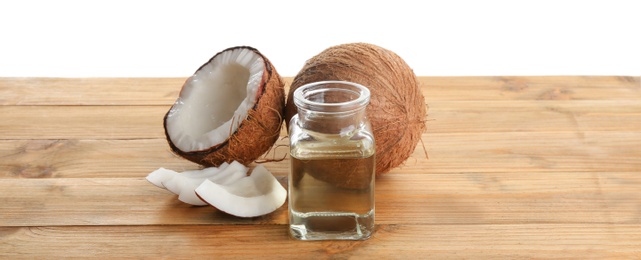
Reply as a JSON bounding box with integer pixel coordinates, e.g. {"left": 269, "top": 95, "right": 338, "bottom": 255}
{"left": 164, "top": 46, "right": 285, "bottom": 167}
{"left": 285, "top": 43, "right": 427, "bottom": 175}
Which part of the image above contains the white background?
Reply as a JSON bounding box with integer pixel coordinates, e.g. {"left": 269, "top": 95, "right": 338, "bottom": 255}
{"left": 1, "top": 0, "right": 639, "bottom": 77}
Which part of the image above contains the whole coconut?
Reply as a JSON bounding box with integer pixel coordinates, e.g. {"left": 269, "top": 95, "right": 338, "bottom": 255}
{"left": 285, "top": 43, "right": 427, "bottom": 175}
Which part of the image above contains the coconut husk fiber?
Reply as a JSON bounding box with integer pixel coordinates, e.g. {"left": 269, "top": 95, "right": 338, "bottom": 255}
{"left": 285, "top": 43, "right": 427, "bottom": 175}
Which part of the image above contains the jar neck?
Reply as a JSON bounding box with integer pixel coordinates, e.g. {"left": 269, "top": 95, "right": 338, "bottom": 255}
{"left": 293, "top": 81, "right": 371, "bottom": 135}
{"left": 296, "top": 107, "right": 367, "bottom": 136}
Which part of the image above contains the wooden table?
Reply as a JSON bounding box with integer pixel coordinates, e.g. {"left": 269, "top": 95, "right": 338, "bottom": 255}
{"left": 1, "top": 76, "right": 640, "bottom": 258}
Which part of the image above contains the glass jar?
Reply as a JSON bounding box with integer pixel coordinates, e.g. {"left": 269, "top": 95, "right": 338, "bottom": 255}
{"left": 288, "top": 80, "right": 375, "bottom": 240}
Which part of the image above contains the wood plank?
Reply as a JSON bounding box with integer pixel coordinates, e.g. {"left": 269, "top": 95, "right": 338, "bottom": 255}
{"left": 1, "top": 76, "right": 639, "bottom": 106}
{"left": 1, "top": 224, "right": 640, "bottom": 258}
{"left": 422, "top": 76, "right": 641, "bottom": 101}
{"left": 427, "top": 100, "right": 641, "bottom": 134}
{"left": 410, "top": 131, "right": 641, "bottom": 174}
{"left": 0, "top": 105, "right": 167, "bottom": 139}
{"left": 1, "top": 131, "right": 639, "bottom": 179}
{"left": 0, "top": 177, "right": 287, "bottom": 227}
{"left": 0, "top": 139, "right": 198, "bottom": 179}
{"left": 1, "top": 174, "right": 639, "bottom": 227}
{"left": 2, "top": 100, "right": 641, "bottom": 139}
{"left": 0, "top": 77, "right": 185, "bottom": 105}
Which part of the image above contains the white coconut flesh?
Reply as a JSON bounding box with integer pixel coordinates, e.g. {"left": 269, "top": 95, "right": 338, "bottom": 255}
{"left": 162, "top": 161, "right": 247, "bottom": 196}
{"left": 177, "top": 163, "right": 248, "bottom": 205}
{"left": 195, "top": 165, "right": 287, "bottom": 218}
{"left": 146, "top": 161, "right": 286, "bottom": 217}
{"left": 146, "top": 167, "right": 178, "bottom": 189}
{"left": 146, "top": 161, "right": 249, "bottom": 206}
{"left": 165, "top": 48, "right": 266, "bottom": 152}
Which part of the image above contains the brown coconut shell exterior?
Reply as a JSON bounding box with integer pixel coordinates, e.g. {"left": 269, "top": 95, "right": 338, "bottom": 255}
{"left": 164, "top": 46, "right": 285, "bottom": 167}
{"left": 285, "top": 43, "right": 427, "bottom": 175}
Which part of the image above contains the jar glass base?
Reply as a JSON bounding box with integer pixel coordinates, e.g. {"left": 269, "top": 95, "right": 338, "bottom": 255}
{"left": 289, "top": 210, "right": 374, "bottom": 240}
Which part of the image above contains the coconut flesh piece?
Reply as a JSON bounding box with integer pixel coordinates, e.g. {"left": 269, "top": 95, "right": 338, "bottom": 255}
{"left": 165, "top": 48, "right": 266, "bottom": 152}
{"left": 177, "top": 162, "right": 248, "bottom": 206}
{"left": 146, "top": 161, "right": 286, "bottom": 217}
{"left": 146, "top": 161, "right": 249, "bottom": 206}
{"left": 161, "top": 161, "right": 246, "bottom": 196}
{"left": 146, "top": 167, "right": 178, "bottom": 189}
{"left": 195, "top": 164, "right": 287, "bottom": 218}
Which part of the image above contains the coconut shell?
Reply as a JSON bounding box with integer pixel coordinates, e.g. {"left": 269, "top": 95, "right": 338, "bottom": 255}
{"left": 165, "top": 46, "right": 285, "bottom": 167}
{"left": 285, "top": 43, "right": 426, "bottom": 175}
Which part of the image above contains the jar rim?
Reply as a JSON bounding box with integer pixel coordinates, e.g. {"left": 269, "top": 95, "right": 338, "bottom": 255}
{"left": 293, "top": 81, "right": 370, "bottom": 113}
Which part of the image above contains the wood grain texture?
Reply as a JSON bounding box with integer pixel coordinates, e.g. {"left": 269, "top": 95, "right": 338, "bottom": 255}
{"left": 1, "top": 224, "right": 640, "bottom": 259}
{"left": 2, "top": 101, "right": 641, "bottom": 139}
{"left": 422, "top": 76, "right": 640, "bottom": 101}
{"left": 1, "top": 76, "right": 638, "bottom": 105}
{"left": 1, "top": 76, "right": 640, "bottom": 258}
{"left": 1, "top": 131, "right": 640, "bottom": 179}
{"left": 0, "top": 174, "right": 639, "bottom": 227}
{"left": 0, "top": 77, "right": 184, "bottom": 105}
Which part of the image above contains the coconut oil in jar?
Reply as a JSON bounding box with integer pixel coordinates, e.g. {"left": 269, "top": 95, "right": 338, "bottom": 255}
{"left": 288, "top": 81, "right": 375, "bottom": 240}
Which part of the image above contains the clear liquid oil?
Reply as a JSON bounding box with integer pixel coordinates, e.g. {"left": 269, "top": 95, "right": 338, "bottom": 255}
{"left": 289, "top": 138, "right": 375, "bottom": 240}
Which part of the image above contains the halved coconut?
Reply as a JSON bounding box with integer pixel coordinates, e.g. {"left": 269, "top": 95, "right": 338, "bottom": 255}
{"left": 164, "top": 46, "right": 285, "bottom": 167}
